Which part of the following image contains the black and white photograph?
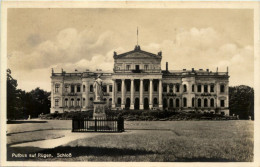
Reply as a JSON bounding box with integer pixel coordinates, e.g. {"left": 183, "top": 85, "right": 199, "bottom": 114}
{"left": 1, "top": 1, "right": 259, "bottom": 166}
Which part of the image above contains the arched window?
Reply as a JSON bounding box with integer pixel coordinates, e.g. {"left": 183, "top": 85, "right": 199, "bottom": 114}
{"left": 65, "top": 98, "right": 68, "bottom": 107}
{"left": 117, "top": 98, "right": 121, "bottom": 105}
{"left": 176, "top": 98, "right": 180, "bottom": 107}
{"left": 210, "top": 98, "right": 214, "bottom": 107}
{"left": 90, "top": 85, "right": 93, "bottom": 92}
{"left": 176, "top": 84, "right": 180, "bottom": 92}
{"left": 198, "top": 99, "right": 201, "bottom": 107}
{"left": 183, "top": 85, "right": 187, "bottom": 92}
{"left": 204, "top": 98, "right": 208, "bottom": 107}
{"left": 192, "top": 98, "right": 195, "bottom": 107}
{"left": 71, "top": 98, "right": 74, "bottom": 106}
{"left": 77, "top": 98, "right": 80, "bottom": 106}
{"left": 153, "top": 98, "right": 158, "bottom": 105}
{"left": 83, "top": 98, "right": 85, "bottom": 106}
{"left": 169, "top": 98, "right": 173, "bottom": 108}
{"left": 183, "top": 97, "right": 187, "bottom": 107}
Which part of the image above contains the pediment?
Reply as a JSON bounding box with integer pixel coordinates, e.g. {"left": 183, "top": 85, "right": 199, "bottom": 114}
{"left": 123, "top": 52, "right": 153, "bottom": 58}
{"left": 115, "top": 49, "right": 162, "bottom": 59}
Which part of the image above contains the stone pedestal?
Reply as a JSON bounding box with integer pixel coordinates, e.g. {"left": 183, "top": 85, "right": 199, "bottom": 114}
{"left": 93, "top": 101, "right": 106, "bottom": 119}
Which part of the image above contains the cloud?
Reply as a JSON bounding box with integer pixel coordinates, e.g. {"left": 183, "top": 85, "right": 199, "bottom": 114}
{"left": 8, "top": 27, "right": 254, "bottom": 91}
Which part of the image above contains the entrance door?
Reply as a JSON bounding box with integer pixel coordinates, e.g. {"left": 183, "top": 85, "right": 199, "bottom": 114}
{"left": 125, "top": 98, "right": 130, "bottom": 109}
{"left": 144, "top": 98, "right": 149, "bottom": 110}
{"left": 134, "top": 98, "right": 139, "bottom": 110}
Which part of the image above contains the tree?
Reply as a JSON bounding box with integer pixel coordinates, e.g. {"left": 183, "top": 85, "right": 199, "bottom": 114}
{"left": 7, "top": 69, "right": 51, "bottom": 120}
{"left": 229, "top": 85, "right": 254, "bottom": 120}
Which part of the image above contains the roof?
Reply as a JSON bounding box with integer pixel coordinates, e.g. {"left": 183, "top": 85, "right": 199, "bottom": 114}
{"left": 114, "top": 45, "right": 162, "bottom": 59}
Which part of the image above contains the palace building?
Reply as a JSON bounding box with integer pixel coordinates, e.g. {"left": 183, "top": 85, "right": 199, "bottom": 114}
{"left": 50, "top": 45, "right": 230, "bottom": 115}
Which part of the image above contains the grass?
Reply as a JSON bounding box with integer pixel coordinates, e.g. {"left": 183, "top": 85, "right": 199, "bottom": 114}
{"left": 7, "top": 120, "right": 253, "bottom": 162}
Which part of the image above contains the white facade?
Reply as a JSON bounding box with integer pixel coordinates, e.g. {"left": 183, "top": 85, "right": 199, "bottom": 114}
{"left": 51, "top": 45, "right": 230, "bottom": 115}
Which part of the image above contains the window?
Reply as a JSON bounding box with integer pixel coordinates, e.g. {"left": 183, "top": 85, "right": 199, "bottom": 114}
{"left": 103, "top": 85, "right": 107, "bottom": 92}
{"left": 221, "top": 100, "right": 225, "bottom": 107}
{"left": 176, "top": 99, "right": 180, "bottom": 107}
{"left": 83, "top": 85, "right": 85, "bottom": 92}
{"left": 220, "top": 85, "right": 225, "bottom": 93}
{"left": 126, "top": 83, "right": 130, "bottom": 92}
{"left": 163, "top": 84, "right": 167, "bottom": 92}
{"left": 83, "top": 98, "right": 85, "bottom": 106}
{"left": 55, "top": 84, "right": 59, "bottom": 93}
{"left": 71, "top": 98, "right": 74, "bottom": 106}
{"left": 71, "top": 85, "right": 74, "bottom": 93}
{"left": 126, "top": 65, "right": 130, "bottom": 70}
{"left": 198, "top": 99, "right": 201, "bottom": 107}
{"left": 144, "top": 65, "right": 148, "bottom": 70}
{"left": 65, "top": 85, "right": 69, "bottom": 92}
{"left": 210, "top": 85, "right": 214, "bottom": 92}
{"left": 210, "top": 98, "right": 214, "bottom": 107}
{"left": 90, "top": 97, "right": 93, "bottom": 101}
{"left": 204, "top": 99, "right": 208, "bottom": 107}
{"left": 153, "top": 83, "right": 157, "bottom": 92}
{"left": 77, "top": 85, "right": 81, "bottom": 92}
{"left": 117, "top": 83, "right": 121, "bottom": 92}
{"left": 176, "top": 85, "right": 180, "bottom": 92}
{"left": 90, "top": 85, "right": 93, "bottom": 92}
{"left": 169, "top": 84, "right": 173, "bottom": 93}
{"left": 109, "top": 85, "right": 112, "bottom": 92}
{"left": 197, "top": 85, "right": 201, "bottom": 92}
{"left": 183, "top": 98, "right": 187, "bottom": 107}
{"left": 65, "top": 98, "right": 68, "bottom": 107}
{"left": 204, "top": 85, "right": 208, "bottom": 93}
{"left": 192, "top": 85, "right": 194, "bottom": 92}
{"left": 77, "top": 98, "right": 80, "bottom": 106}
{"left": 183, "top": 85, "right": 187, "bottom": 92}
{"left": 192, "top": 98, "right": 195, "bottom": 107}
{"left": 55, "top": 99, "right": 59, "bottom": 106}
{"left": 136, "top": 65, "right": 139, "bottom": 70}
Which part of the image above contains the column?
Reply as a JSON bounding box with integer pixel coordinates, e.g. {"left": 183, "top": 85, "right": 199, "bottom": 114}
{"left": 159, "top": 79, "right": 162, "bottom": 109}
{"left": 149, "top": 79, "right": 153, "bottom": 109}
{"left": 74, "top": 85, "right": 77, "bottom": 93}
{"left": 121, "top": 79, "right": 125, "bottom": 109}
{"left": 112, "top": 79, "right": 115, "bottom": 108}
{"left": 86, "top": 82, "right": 89, "bottom": 108}
{"left": 107, "top": 85, "right": 109, "bottom": 93}
{"left": 167, "top": 84, "right": 169, "bottom": 93}
{"left": 140, "top": 79, "right": 144, "bottom": 110}
{"left": 130, "top": 79, "right": 134, "bottom": 109}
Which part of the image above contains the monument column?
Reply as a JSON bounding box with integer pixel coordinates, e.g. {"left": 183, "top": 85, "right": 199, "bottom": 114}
{"left": 149, "top": 79, "right": 153, "bottom": 109}
{"left": 130, "top": 79, "right": 134, "bottom": 109}
{"left": 140, "top": 79, "right": 144, "bottom": 110}
{"left": 112, "top": 79, "right": 116, "bottom": 108}
{"left": 121, "top": 79, "right": 125, "bottom": 109}
{"left": 159, "top": 79, "right": 163, "bottom": 109}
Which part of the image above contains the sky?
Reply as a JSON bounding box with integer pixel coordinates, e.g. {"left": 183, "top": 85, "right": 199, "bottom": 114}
{"left": 7, "top": 8, "right": 254, "bottom": 92}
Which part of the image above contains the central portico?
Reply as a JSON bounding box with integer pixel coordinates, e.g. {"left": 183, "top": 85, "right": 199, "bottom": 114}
{"left": 112, "top": 45, "right": 163, "bottom": 110}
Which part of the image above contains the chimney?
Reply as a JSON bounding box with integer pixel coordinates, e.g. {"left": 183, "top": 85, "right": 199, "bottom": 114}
{"left": 192, "top": 68, "right": 194, "bottom": 72}
{"left": 166, "top": 62, "right": 168, "bottom": 71}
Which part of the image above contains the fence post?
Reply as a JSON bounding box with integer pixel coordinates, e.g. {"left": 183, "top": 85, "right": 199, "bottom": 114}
{"left": 95, "top": 118, "right": 97, "bottom": 132}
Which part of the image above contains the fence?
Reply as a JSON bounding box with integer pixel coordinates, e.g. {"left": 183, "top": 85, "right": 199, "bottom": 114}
{"left": 72, "top": 117, "right": 124, "bottom": 132}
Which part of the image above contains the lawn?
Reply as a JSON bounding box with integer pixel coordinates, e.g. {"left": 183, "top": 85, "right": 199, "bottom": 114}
{"left": 7, "top": 120, "right": 253, "bottom": 162}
